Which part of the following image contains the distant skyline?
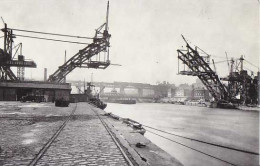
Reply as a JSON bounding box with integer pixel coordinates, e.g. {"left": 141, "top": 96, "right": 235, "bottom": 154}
{"left": 0, "top": 0, "right": 259, "bottom": 85}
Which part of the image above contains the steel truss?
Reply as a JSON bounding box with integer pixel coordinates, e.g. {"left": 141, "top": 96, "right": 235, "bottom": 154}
{"left": 221, "top": 57, "right": 259, "bottom": 104}
{"left": 177, "top": 36, "right": 229, "bottom": 102}
{"left": 177, "top": 36, "right": 259, "bottom": 105}
{"left": 0, "top": 24, "right": 17, "bottom": 81}
{"left": 0, "top": 24, "right": 36, "bottom": 81}
{"left": 48, "top": 2, "right": 111, "bottom": 83}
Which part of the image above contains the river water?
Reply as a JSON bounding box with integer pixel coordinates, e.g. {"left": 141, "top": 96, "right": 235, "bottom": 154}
{"left": 105, "top": 103, "right": 259, "bottom": 166}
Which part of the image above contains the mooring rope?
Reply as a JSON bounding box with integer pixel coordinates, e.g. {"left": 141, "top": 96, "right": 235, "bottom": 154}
{"left": 146, "top": 129, "right": 237, "bottom": 166}
{"left": 142, "top": 124, "right": 259, "bottom": 155}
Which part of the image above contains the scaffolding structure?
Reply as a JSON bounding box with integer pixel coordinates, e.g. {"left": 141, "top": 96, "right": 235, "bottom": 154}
{"left": 177, "top": 35, "right": 229, "bottom": 102}
{"left": 48, "top": 2, "right": 111, "bottom": 83}
{"left": 0, "top": 24, "right": 36, "bottom": 81}
{"left": 177, "top": 35, "right": 259, "bottom": 105}
{"left": 221, "top": 56, "right": 259, "bottom": 105}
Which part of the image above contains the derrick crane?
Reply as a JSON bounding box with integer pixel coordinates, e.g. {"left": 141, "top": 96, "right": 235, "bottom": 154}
{"left": 221, "top": 56, "right": 259, "bottom": 105}
{"left": 0, "top": 23, "right": 37, "bottom": 81}
{"left": 177, "top": 35, "right": 230, "bottom": 102}
{"left": 48, "top": 2, "right": 111, "bottom": 83}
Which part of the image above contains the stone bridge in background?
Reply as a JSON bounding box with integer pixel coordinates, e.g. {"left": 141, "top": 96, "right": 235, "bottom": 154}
{"left": 94, "top": 82, "right": 155, "bottom": 98}
{"left": 69, "top": 81, "right": 172, "bottom": 99}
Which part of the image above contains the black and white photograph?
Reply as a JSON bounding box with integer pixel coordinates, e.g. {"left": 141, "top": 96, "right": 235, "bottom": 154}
{"left": 0, "top": 0, "right": 259, "bottom": 165}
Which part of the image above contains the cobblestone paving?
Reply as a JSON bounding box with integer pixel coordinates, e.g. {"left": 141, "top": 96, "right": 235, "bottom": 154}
{"left": 0, "top": 102, "right": 73, "bottom": 166}
{"left": 36, "top": 103, "right": 128, "bottom": 166}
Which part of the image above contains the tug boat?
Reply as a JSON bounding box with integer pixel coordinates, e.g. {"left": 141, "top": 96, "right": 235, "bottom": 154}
{"left": 89, "top": 97, "right": 107, "bottom": 110}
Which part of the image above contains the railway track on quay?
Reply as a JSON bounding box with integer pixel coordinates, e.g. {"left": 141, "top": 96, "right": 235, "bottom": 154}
{"left": 27, "top": 103, "right": 134, "bottom": 166}
{"left": 28, "top": 104, "right": 78, "bottom": 166}
{"left": 90, "top": 106, "right": 135, "bottom": 166}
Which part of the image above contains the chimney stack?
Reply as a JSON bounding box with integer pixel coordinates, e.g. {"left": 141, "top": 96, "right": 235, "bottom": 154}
{"left": 44, "top": 68, "right": 47, "bottom": 81}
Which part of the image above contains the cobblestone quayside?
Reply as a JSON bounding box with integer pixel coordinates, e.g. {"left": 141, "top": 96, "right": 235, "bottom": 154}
{"left": 36, "top": 103, "right": 128, "bottom": 166}
{"left": 0, "top": 102, "right": 128, "bottom": 166}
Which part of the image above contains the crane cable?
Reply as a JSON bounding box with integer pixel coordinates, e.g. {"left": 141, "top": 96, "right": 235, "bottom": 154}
{"left": 146, "top": 129, "right": 237, "bottom": 166}
{"left": 9, "top": 28, "right": 94, "bottom": 39}
{"left": 244, "top": 59, "right": 259, "bottom": 70}
{"left": 14, "top": 34, "right": 90, "bottom": 45}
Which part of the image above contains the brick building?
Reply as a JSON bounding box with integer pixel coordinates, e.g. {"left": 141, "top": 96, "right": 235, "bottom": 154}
{"left": 193, "top": 88, "right": 210, "bottom": 101}
{"left": 172, "top": 88, "right": 191, "bottom": 102}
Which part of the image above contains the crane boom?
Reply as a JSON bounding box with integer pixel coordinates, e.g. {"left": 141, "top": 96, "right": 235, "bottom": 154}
{"left": 48, "top": 2, "right": 111, "bottom": 83}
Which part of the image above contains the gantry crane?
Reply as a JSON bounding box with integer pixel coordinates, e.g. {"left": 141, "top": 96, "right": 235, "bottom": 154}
{"left": 221, "top": 56, "right": 259, "bottom": 105}
{"left": 48, "top": 2, "right": 111, "bottom": 83}
{"left": 0, "top": 23, "right": 36, "bottom": 81}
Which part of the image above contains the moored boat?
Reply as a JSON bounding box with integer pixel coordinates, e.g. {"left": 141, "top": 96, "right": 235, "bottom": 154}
{"left": 115, "top": 99, "right": 136, "bottom": 104}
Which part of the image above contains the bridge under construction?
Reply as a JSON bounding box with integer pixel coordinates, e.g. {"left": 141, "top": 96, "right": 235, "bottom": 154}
{"left": 0, "top": 2, "right": 111, "bottom": 102}
{"left": 177, "top": 35, "right": 259, "bottom": 107}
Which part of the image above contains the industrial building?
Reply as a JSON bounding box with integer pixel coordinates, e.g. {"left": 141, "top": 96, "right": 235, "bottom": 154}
{"left": 0, "top": 23, "right": 71, "bottom": 102}
{"left": 0, "top": 81, "right": 71, "bottom": 102}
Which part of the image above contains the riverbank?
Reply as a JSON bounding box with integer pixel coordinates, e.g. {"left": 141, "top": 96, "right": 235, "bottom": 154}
{"left": 158, "top": 99, "right": 260, "bottom": 112}
{"left": 105, "top": 103, "right": 259, "bottom": 166}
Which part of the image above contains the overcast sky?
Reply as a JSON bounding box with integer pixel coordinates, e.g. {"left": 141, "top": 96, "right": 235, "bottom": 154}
{"left": 0, "top": 0, "right": 259, "bottom": 85}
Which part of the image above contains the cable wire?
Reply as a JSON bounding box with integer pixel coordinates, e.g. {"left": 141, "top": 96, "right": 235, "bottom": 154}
{"left": 146, "top": 129, "right": 237, "bottom": 166}
{"left": 15, "top": 34, "right": 90, "bottom": 45}
{"left": 244, "top": 66, "right": 254, "bottom": 72}
{"left": 12, "top": 43, "right": 21, "bottom": 50}
{"left": 195, "top": 45, "right": 211, "bottom": 57}
{"left": 143, "top": 125, "right": 259, "bottom": 155}
{"left": 244, "top": 60, "right": 259, "bottom": 70}
{"left": 10, "top": 28, "right": 94, "bottom": 39}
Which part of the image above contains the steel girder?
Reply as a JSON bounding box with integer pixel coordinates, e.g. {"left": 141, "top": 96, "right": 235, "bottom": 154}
{"left": 177, "top": 44, "right": 229, "bottom": 102}
{"left": 48, "top": 31, "right": 110, "bottom": 83}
